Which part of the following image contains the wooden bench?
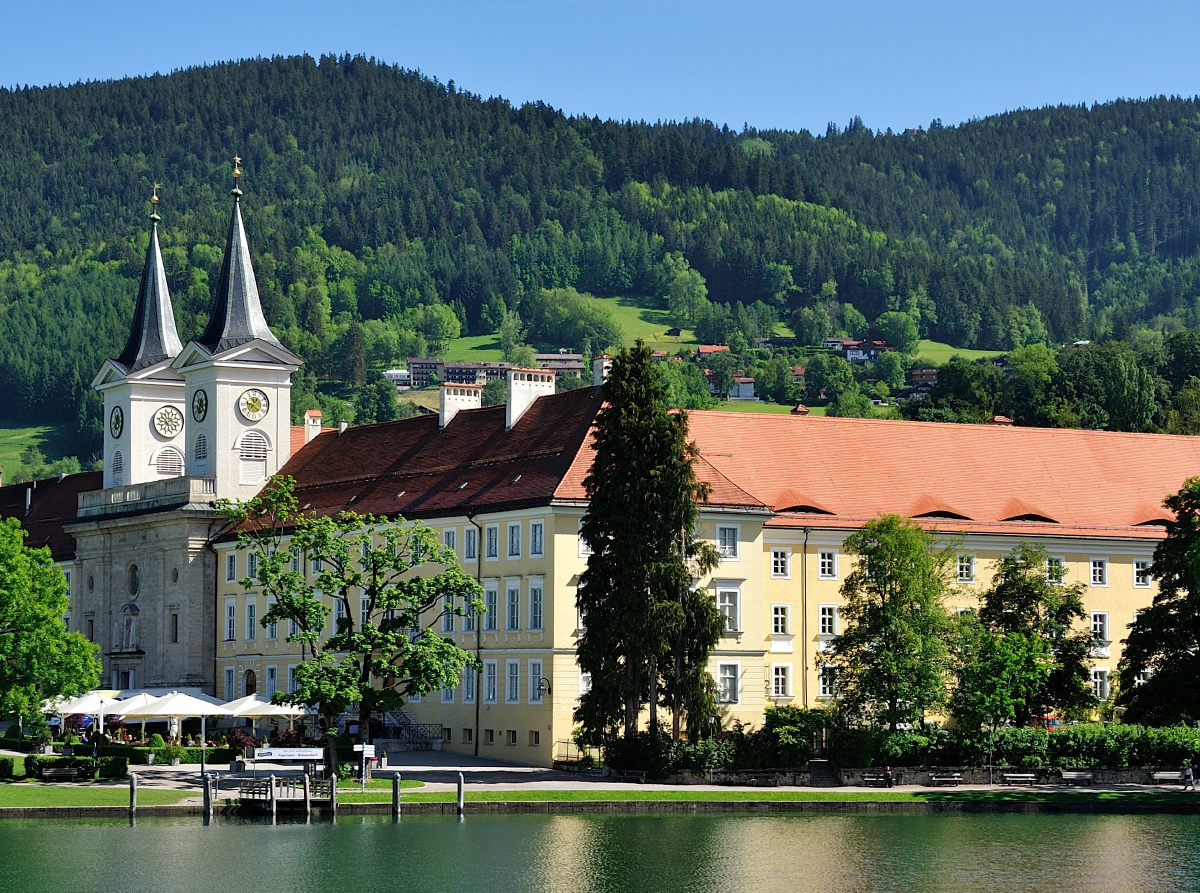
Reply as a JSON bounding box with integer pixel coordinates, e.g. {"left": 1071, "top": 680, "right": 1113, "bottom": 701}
{"left": 1152, "top": 771, "right": 1187, "bottom": 786}
{"left": 1002, "top": 773, "right": 1037, "bottom": 785}
{"left": 860, "top": 771, "right": 891, "bottom": 787}
{"left": 1059, "top": 770, "right": 1094, "bottom": 785}
{"left": 745, "top": 772, "right": 780, "bottom": 787}
{"left": 613, "top": 770, "right": 647, "bottom": 784}
{"left": 927, "top": 772, "right": 962, "bottom": 786}
{"left": 41, "top": 767, "right": 78, "bottom": 782}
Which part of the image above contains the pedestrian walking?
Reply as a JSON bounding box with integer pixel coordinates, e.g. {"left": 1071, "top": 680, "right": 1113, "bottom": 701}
{"left": 885, "top": 766, "right": 894, "bottom": 788}
{"left": 1185, "top": 765, "right": 1195, "bottom": 790}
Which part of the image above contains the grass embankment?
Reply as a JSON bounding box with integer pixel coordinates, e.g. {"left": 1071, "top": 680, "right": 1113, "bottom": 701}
{"left": 915, "top": 339, "right": 1003, "bottom": 365}
{"left": 335, "top": 788, "right": 1186, "bottom": 805}
{"left": 0, "top": 785, "right": 192, "bottom": 808}
{"left": 0, "top": 419, "right": 73, "bottom": 471}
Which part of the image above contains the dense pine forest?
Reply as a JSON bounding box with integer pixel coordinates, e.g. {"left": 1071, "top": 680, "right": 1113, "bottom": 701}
{"left": 4, "top": 54, "right": 1200, "bottom": 461}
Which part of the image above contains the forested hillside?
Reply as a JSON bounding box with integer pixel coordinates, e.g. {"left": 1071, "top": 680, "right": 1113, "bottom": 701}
{"left": 2, "top": 54, "right": 1200, "bottom": 459}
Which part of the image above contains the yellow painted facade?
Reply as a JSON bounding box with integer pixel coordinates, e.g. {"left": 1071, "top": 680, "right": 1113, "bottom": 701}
{"left": 217, "top": 503, "right": 1157, "bottom": 766}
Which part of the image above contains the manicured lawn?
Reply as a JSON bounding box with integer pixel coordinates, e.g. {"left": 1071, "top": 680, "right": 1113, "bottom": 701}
{"left": 710, "top": 401, "right": 797, "bottom": 414}
{"left": 442, "top": 334, "right": 505, "bottom": 363}
{"left": 336, "top": 788, "right": 1186, "bottom": 805}
{"left": 915, "top": 339, "right": 1004, "bottom": 365}
{"left": 586, "top": 295, "right": 695, "bottom": 352}
{"left": 0, "top": 784, "right": 191, "bottom": 808}
{"left": 338, "top": 778, "right": 424, "bottom": 791}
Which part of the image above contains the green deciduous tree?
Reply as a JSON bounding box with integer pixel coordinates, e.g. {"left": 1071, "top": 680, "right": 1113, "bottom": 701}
{"left": 820, "top": 515, "right": 952, "bottom": 731}
{"left": 0, "top": 518, "right": 99, "bottom": 720}
{"left": 1119, "top": 478, "right": 1200, "bottom": 723}
{"left": 875, "top": 311, "right": 920, "bottom": 355}
{"left": 977, "top": 543, "right": 1096, "bottom": 722}
{"left": 575, "top": 341, "right": 722, "bottom": 743}
{"left": 950, "top": 618, "right": 1051, "bottom": 733}
{"left": 1166, "top": 376, "right": 1200, "bottom": 435}
{"left": 220, "top": 477, "right": 483, "bottom": 752}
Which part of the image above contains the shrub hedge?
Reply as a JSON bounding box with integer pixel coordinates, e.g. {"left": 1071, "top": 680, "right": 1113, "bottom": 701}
{"left": 0, "top": 757, "right": 16, "bottom": 779}
{"left": 26, "top": 755, "right": 128, "bottom": 779}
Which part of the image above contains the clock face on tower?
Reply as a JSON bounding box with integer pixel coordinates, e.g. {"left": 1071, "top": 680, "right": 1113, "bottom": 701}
{"left": 153, "top": 405, "right": 184, "bottom": 438}
{"left": 109, "top": 406, "right": 124, "bottom": 439}
{"left": 238, "top": 388, "right": 270, "bottom": 421}
{"left": 192, "top": 389, "right": 208, "bottom": 422}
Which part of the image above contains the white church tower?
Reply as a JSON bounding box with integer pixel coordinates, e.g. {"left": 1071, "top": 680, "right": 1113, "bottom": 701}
{"left": 172, "top": 161, "right": 301, "bottom": 501}
{"left": 91, "top": 188, "right": 186, "bottom": 488}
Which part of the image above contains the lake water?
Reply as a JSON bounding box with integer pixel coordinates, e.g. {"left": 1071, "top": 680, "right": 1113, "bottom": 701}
{"left": 0, "top": 812, "right": 1197, "bottom": 893}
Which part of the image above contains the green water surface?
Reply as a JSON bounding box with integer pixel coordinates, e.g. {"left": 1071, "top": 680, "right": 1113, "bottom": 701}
{"left": 0, "top": 812, "right": 1196, "bottom": 893}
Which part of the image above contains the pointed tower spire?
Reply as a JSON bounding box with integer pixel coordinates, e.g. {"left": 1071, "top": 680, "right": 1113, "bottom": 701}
{"left": 198, "top": 156, "right": 286, "bottom": 354}
{"left": 116, "top": 185, "right": 183, "bottom": 372}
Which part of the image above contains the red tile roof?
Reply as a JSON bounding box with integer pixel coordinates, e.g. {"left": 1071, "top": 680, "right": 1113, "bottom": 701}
{"left": 684, "top": 413, "right": 1200, "bottom": 538}
{"left": 0, "top": 471, "right": 103, "bottom": 561}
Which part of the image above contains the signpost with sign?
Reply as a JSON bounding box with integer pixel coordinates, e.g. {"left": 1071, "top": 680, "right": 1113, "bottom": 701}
{"left": 353, "top": 744, "right": 376, "bottom": 791}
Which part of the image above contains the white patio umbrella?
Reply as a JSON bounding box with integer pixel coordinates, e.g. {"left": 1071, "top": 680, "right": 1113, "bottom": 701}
{"left": 118, "top": 692, "right": 233, "bottom": 775}
{"left": 56, "top": 691, "right": 122, "bottom": 736}
{"left": 111, "top": 693, "right": 163, "bottom": 742}
{"left": 224, "top": 695, "right": 307, "bottom": 734}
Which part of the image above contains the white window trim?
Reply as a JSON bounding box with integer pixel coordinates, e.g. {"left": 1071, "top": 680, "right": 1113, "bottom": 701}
{"left": 716, "top": 582, "right": 741, "bottom": 636}
{"left": 1092, "top": 668, "right": 1111, "bottom": 701}
{"left": 1046, "top": 555, "right": 1066, "bottom": 586}
{"left": 818, "top": 549, "right": 839, "bottom": 580}
{"left": 716, "top": 524, "right": 741, "bottom": 561}
{"left": 506, "top": 659, "right": 520, "bottom": 704}
{"left": 771, "top": 547, "right": 791, "bottom": 579}
{"left": 224, "top": 599, "right": 236, "bottom": 642}
{"left": 578, "top": 518, "right": 592, "bottom": 558}
{"left": 530, "top": 519, "right": 545, "bottom": 557}
{"left": 1134, "top": 558, "right": 1153, "bottom": 588}
{"left": 464, "top": 527, "right": 478, "bottom": 561}
{"left": 245, "top": 598, "right": 257, "bottom": 641}
{"left": 505, "top": 578, "right": 521, "bottom": 631}
{"left": 507, "top": 522, "right": 521, "bottom": 559}
{"left": 443, "top": 528, "right": 457, "bottom": 553}
{"left": 485, "top": 524, "right": 500, "bottom": 561}
{"left": 716, "top": 661, "right": 741, "bottom": 705}
{"left": 528, "top": 577, "right": 544, "bottom": 631}
{"left": 770, "top": 662, "right": 793, "bottom": 701}
{"left": 770, "top": 603, "right": 794, "bottom": 654}
{"left": 957, "top": 553, "right": 976, "bottom": 584}
{"left": 818, "top": 666, "right": 838, "bottom": 700}
{"left": 818, "top": 603, "right": 839, "bottom": 637}
{"left": 483, "top": 660, "right": 498, "bottom": 703}
{"left": 483, "top": 583, "right": 499, "bottom": 632}
{"left": 1090, "top": 556, "right": 1110, "bottom": 588}
{"left": 529, "top": 660, "right": 544, "bottom": 703}
{"left": 226, "top": 553, "right": 237, "bottom": 583}
{"left": 1091, "top": 611, "right": 1111, "bottom": 658}
{"left": 461, "top": 667, "right": 476, "bottom": 704}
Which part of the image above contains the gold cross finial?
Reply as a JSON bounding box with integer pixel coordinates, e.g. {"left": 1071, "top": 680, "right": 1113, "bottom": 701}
{"left": 233, "top": 155, "right": 242, "bottom": 179}
{"left": 151, "top": 182, "right": 161, "bottom": 204}
{"left": 149, "top": 182, "right": 162, "bottom": 223}
{"left": 231, "top": 155, "right": 244, "bottom": 198}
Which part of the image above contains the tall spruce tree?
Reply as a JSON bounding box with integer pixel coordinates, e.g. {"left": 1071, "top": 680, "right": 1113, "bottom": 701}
{"left": 575, "top": 341, "right": 722, "bottom": 743}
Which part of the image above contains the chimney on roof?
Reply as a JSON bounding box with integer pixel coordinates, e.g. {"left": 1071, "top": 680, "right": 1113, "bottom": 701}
{"left": 592, "top": 355, "right": 612, "bottom": 387}
{"left": 507, "top": 369, "right": 555, "bottom": 430}
{"left": 304, "top": 409, "right": 323, "bottom": 444}
{"left": 440, "top": 383, "right": 482, "bottom": 428}
{"left": 338, "top": 420, "right": 348, "bottom": 434}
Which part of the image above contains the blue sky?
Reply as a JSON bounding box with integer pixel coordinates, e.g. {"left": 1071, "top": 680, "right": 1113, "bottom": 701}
{"left": 5, "top": 1, "right": 1200, "bottom": 133}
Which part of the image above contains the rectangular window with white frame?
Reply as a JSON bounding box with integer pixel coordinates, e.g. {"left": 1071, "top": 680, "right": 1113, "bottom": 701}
{"left": 506, "top": 660, "right": 520, "bottom": 703}
{"left": 463, "top": 595, "right": 476, "bottom": 632}
{"left": 485, "top": 525, "right": 499, "bottom": 560}
{"left": 771, "top": 548, "right": 790, "bottom": 578}
{"left": 266, "top": 665, "right": 277, "bottom": 699}
{"left": 360, "top": 596, "right": 370, "bottom": 629}
{"left": 716, "top": 525, "right": 739, "bottom": 560}
{"left": 531, "top": 520, "right": 544, "bottom": 557}
{"left": 529, "top": 581, "right": 543, "bottom": 630}
{"left": 311, "top": 556, "right": 323, "bottom": 573}
{"left": 1091, "top": 612, "right": 1110, "bottom": 657}
{"left": 224, "top": 667, "right": 235, "bottom": 701}
{"left": 1134, "top": 559, "right": 1152, "bottom": 588}
{"left": 818, "top": 549, "right": 838, "bottom": 580}
{"left": 819, "top": 666, "right": 838, "bottom": 699}
{"left": 579, "top": 671, "right": 592, "bottom": 697}
{"left": 957, "top": 554, "right": 975, "bottom": 584}
{"left": 225, "top": 601, "right": 236, "bottom": 642}
{"left": 717, "top": 586, "right": 740, "bottom": 633}
{"left": 226, "top": 553, "right": 237, "bottom": 582}
{"left": 578, "top": 518, "right": 592, "bottom": 557}
{"left": 441, "top": 682, "right": 455, "bottom": 703}
{"left": 717, "top": 663, "right": 740, "bottom": 704}
{"left": 1090, "top": 557, "right": 1109, "bottom": 587}
{"left": 443, "top": 528, "right": 456, "bottom": 553}
{"left": 529, "top": 660, "right": 543, "bottom": 702}
{"left": 772, "top": 604, "right": 790, "bottom": 635}
{"left": 464, "top": 527, "right": 478, "bottom": 561}
{"left": 506, "top": 583, "right": 521, "bottom": 630}
{"left": 1092, "top": 668, "right": 1110, "bottom": 701}
{"left": 1045, "top": 555, "right": 1065, "bottom": 586}
{"left": 287, "top": 665, "right": 298, "bottom": 694}
{"left": 441, "top": 593, "right": 455, "bottom": 632}
{"left": 245, "top": 600, "right": 256, "bottom": 641}
{"left": 484, "top": 660, "right": 498, "bottom": 703}
{"left": 266, "top": 598, "right": 277, "bottom": 640}
{"left": 772, "top": 664, "right": 792, "bottom": 699}
{"left": 484, "top": 585, "right": 499, "bottom": 631}
{"left": 248, "top": 552, "right": 258, "bottom": 579}
{"left": 507, "top": 523, "right": 521, "bottom": 558}
{"left": 819, "top": 604, "right": 839, "bottom": 636}
{"left": 462, "top": 667, "right": 476, "bottom": 703}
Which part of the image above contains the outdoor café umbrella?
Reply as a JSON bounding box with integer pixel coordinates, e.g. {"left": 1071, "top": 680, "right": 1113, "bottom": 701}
{"left": 110, "top": 693, "right": 162, "bottom": 743}
{"left": 117, "top": 692, "right": 233, "bottom": 775}
{"left": 224, "top": 694, "right": 307, "bottom": 734}
{"left": 56, "top": 691, "right": 122, "bottom": 737}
